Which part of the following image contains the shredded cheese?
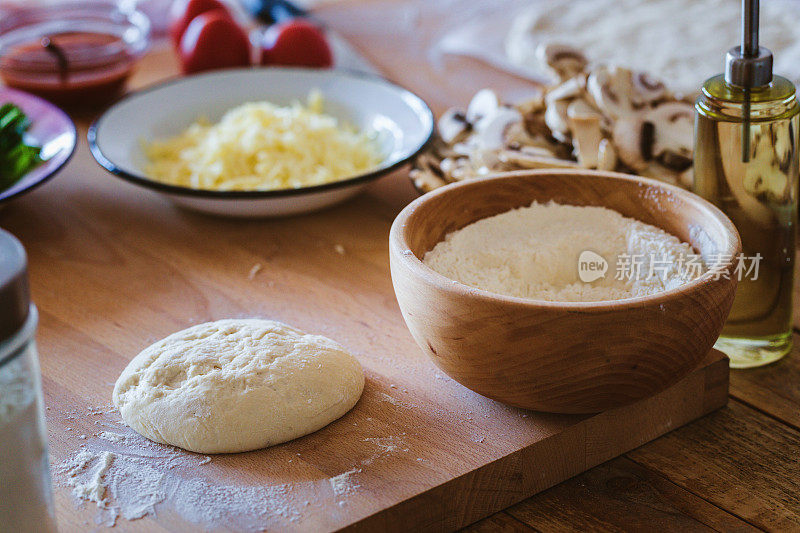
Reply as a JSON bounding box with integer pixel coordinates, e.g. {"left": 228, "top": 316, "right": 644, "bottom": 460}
{"left": 143, "top": 91, "right": 383, "bottom": 191}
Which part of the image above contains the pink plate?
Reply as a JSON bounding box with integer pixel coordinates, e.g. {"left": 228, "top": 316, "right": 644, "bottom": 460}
{"left": 0, "top": 87, "right": 77, "bottom": 204}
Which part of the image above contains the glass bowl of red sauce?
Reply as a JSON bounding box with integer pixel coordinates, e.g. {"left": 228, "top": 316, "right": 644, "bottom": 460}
{"left": 0, "top": 2, "right": 150, "bottom": 109}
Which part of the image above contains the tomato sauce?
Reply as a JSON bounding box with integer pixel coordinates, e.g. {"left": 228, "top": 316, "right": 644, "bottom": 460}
{"left": 0, "top": 32, "right": 136, "bottom": 107}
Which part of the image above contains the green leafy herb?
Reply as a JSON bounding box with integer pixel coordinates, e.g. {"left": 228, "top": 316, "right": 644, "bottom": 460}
{"left": 0, "top": 103, "right": 43, "bottom": 191}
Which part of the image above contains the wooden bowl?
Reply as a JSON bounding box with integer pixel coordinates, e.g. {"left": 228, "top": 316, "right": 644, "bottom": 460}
{"left": 389, "top": 170, "right": 741, "bottom": 413}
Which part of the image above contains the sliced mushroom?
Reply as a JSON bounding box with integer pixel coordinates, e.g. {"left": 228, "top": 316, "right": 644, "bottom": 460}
{"left": 411, "top": 152, "right": 450, "bottom": 192}
{"left": 587, "top": 65, "right": 635, "bottom": 119}
{"left": 536, "top": 42, "right": 589, "bottom": 82}
{"left": 411, "top": 168, "right": 447, "bottom": 192}
{"left": 771, "top": 122, "right": 794, "bottom": 173}
{"left": 498, "top": 150, "right": 580, "bottom": 169}
{"left": 639, "top": 161, "right": 680, "bottom": 185}
{"left": 472, "top": 106, "right": 523, "bottom": 151}
{"left": 415, "top": 60, "right": 699, "bottom": 194}
{"left": 503, "top": 120, "right": 536, "bottom": 148}
{"left": 544, "top": 99, "right": 571, "bottom": 141}
{"left": 521, "top": 141, "right": 573, "bottom": 161}
{"left": 647, "top": 102, "right": 694, "bottom": 170}
{"left": 415, "top": 152, "right": 444, "bottom": 176}
{"left": 678, "top": 167, "right": 693, "bottom": 188}
{"left": 567, "top": 99, "right": 603, "bottom": 168}
{"left": 521, "top": 108, "right": 550, "bottom": 138}
{"left": 632, "top": 72, "right": 669, "bottom": 106}
{"left": 543, "top": 77, "right": 586, "bottom": 141}
{"left": 439, "top": 157, "right": 455, "bottom": 175}
{"left": 597, "top": 138, "right": 617, "bottom": 171}
{"left": 437, "top": 108, "right": 470, "bottom": 144}
{"left": 660, "top": 151, "right": 693, "bottom": 171}
{"left": 517, "top": 145, "right": 559, "bottom": 158}
{"left": 515, "top": 94, "right": 545, "bottom": 116}
{"left": 612, "top": 112, "right": 650, "bottom": 171}
{"left": 433, "top": 142, "right": 463, "bottom": 160}
{"left": 449, "top": 162, "right": 472, "bottom": 181}
{"left": 718, "top": 124, "right": 792, "bottom": 225}
{"left": 546, "top": 75, "right": 587, "bottom": 101}
{"left": 466, "top": 88, "right": 500, "bottom": 125}
{"left": 451, "top": 140, "right": 473, "bottom": 156}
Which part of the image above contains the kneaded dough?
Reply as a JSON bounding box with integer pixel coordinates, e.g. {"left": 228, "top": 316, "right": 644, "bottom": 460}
{"left": 113, "top": 319, "right": 364, "bottom": 454}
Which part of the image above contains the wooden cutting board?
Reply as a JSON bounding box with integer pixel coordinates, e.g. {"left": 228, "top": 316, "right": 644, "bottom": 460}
{"left": 0, "top": 44, "right": 730, "bottom": 532}
{"left": 3, "top": 141, "right": 729, "bottom": 531}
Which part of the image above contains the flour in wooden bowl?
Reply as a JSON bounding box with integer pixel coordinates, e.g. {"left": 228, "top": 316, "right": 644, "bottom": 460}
{"left": 423, "top": 201, "right": 705, "bottom": 302}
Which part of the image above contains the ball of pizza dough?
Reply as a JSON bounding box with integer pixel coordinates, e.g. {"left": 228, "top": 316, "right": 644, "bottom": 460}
{"left": 113, "top": 319, "right": 364, "bottom": 454}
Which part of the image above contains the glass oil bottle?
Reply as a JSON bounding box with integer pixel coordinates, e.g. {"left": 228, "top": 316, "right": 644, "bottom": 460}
{"left": 693, "top": 0, "right": 799, "bottom": 368}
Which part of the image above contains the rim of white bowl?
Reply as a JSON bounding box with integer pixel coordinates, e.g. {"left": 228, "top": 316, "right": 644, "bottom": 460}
{"left": 88, "top": 67, "right": 435, "bottom": 200}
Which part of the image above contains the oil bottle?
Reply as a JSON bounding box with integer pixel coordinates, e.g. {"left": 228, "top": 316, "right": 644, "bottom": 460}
{"left": 693, "top": 0, "right": 799, "bottom": 368}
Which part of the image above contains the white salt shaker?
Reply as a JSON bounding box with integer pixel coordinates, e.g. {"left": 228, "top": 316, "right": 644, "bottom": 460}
{"left": 0, "top": 229, "right": 57, "bottom": 532}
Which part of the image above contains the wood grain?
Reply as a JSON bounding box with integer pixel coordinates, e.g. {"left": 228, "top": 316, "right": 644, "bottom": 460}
{"left": 390, "top": 170, "right": 740, "bottom": 413}
{"left": 1, "top": 87, "right": 732, "bottom": 533}
{"left": 324, "top": 3, "right": 798, "bottom": 531}
{"left": 729, "top": 331, "right": 800, "bottom": 430}
{"left": 3, "top": 0, "right": 797, "bottom": 530}
{"left": 10, "top": 182, "right": 733, "bottom": 533}
{"left": 504, "top": 457, "right": 759, "bottom": 533}
{"left": 464, "top": 512, "right": 535, "bottom": 532}
{"left": 627, "top": 401, "right": 800, "bottom": 531}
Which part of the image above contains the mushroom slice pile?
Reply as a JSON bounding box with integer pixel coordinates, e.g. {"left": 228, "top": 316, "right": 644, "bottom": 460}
{"left": 411, "top": 42, "right": 697, "bottom": 193}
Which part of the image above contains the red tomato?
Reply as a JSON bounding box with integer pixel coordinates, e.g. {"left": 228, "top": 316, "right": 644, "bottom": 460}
{"left": 179, "top": 11, "right": 251, "bottom": 74}
{"left": 260, "top": 19, "right": 333, "bottom": 68}
{"left": 169, "top": 0, "right": 231, "bottom": 47}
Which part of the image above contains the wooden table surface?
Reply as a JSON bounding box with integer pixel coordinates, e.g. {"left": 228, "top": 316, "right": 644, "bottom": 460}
{"left": 2, "top": 0, "right": 799, "bottom": 531}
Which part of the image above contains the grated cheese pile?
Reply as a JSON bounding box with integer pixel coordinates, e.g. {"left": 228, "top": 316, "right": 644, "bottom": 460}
{"left": 423, "top": 201, "right": 705, "bottom": 302}
{"left": 143, "top": 91, "right": 383, "bottom": 191}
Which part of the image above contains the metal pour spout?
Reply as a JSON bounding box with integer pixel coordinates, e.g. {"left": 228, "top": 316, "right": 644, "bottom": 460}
{"left": 743, "top": 0, "right": 759, "bottom": 56}
{"left": 724, "top": 0, "right": 774, "bottom": 162}
{"left": 725, "top": 0, "right": 773, "bottom": 88}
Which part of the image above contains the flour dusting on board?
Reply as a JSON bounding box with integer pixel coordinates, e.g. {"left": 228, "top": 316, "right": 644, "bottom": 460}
{"left": 330, "top": 468, "right": 362, "bottom": 496}
{"left": 379, "top": 392, "right": 414, "bottom": 409}
{"left": 54, "top": 406, "right": 411, "bottom": 529}
{"left": 53, "top": 409, "right": 306, "bottom": 530}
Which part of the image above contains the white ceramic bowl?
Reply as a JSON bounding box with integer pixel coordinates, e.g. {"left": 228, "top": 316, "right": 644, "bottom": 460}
{"left": 88, "top": 67, "right": 433, "bottom": 217}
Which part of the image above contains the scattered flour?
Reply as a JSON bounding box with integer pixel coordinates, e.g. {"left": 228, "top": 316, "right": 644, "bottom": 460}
{"left": 363, "top": 436, "right": 408, "bottom": 456}
{"left": 379, "top": 393, "right": 402, "bottom": 406}
{"left": 379, "top": 391, "right": 415, "bottom": 410}
{"left": 97, "top": 431, "right": 125, "bottom": 443}
{"left": 248, "top": 263, "right": 263, "bottom": 280}
{"left": 86, "top": 405, "right": 115, "bottom": 416}
{"left": 70, "top": 451, "right": 114, "bottom": 506}
{"left": 54, "top": 409, "right": 411, "bottom": 530}
{"left": 423, "top": 201, "right": 705, "bottom": 302}
{"left": 329, "top": 468, "right": 361, "bottom": 497}
{"left": 56, "top": 433, "right": 298, "bottom": 529}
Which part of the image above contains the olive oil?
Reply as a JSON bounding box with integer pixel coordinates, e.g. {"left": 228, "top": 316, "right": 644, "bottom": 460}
{"left": 693, "top": 0, "right": 800, "bottom": 368}
{"left": 694, "top": 76, "right": 799, "bottom": 367}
